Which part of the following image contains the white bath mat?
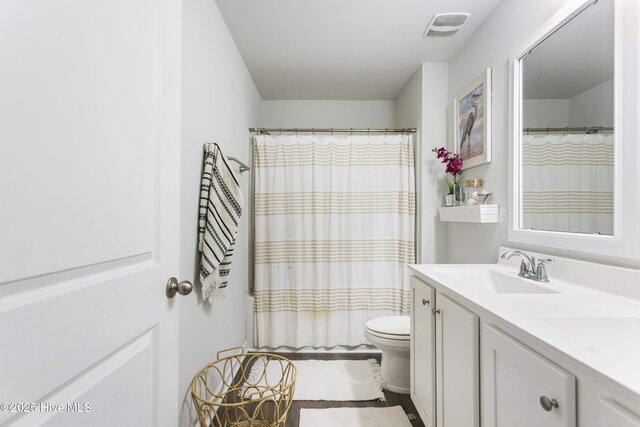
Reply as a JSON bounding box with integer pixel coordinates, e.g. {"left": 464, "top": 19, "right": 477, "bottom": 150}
{"left": 299, "top": 406, "right": 413, "bottom": 427}
{"left": 246, "top": 359, "right": 384, "bottom": 401}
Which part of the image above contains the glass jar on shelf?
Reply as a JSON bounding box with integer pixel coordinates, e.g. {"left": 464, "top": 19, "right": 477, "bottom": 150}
{"left": 465, "top": 179, "right": 484, "bottom": 205}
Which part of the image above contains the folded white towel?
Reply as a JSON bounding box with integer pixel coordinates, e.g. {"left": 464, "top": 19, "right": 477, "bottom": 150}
{"left": 198, "top": 143, "right": 244, "bottom": 301}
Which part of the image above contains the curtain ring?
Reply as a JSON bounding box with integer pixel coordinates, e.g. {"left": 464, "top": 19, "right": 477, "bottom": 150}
{"left": 350, "top": 128, "right": 353, "bottom": 136}
{"left": 384, "top": 128, "right": 388, "bottom": 137}
{"left": 330, "top": 128, "right": 333, "bottom": 136}
{"left": 312, "top": 128, "right": 315, "bottom": 136}
{"left": 367, "top": 128, "right": 370, "bottom": 136}
{"left": 546, "top": 127, "right": 550, "bottom": 136}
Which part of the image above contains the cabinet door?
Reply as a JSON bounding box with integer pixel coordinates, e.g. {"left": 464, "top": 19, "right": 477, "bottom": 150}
{"left": 410, "top": 276, "right": 436, "bottom": 426}
{"left": 436, "top": 293, "right": 480, "bottom": 427}
{"left": 482, "top": 324, "right": 576, "bottom": 427}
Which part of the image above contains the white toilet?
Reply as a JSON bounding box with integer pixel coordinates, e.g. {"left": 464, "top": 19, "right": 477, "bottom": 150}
{"left": 364, "top": 315, "right": 410, "bottom": 394}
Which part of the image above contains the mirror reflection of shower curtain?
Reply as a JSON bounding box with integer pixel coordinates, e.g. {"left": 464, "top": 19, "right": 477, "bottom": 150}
{"left": 522, "top": 132, "right": 614, "bottom": 235}
{"left": 253, "top": 133, "right": 415, "bottom": 348}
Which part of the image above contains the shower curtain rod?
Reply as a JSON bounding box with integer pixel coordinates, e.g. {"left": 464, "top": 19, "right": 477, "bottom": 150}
{"left": 524, "top": 126, "right": 613, "bottom": 134}
{"left": 249, "top": 127, "right": 417, "bottom": 134}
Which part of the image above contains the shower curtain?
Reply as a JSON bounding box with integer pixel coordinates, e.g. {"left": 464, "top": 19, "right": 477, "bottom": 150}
{"left": 522, "top": 132, "right": 614, "bottom": 234}
{"left": 253, "top": 133, "right": 415, "bottom": 348}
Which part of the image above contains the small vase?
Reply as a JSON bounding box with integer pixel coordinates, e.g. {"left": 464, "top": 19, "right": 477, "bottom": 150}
{"left": 445, "top": 193, "right": 455, "bottom": 207}
{"left": 454, "top": 183, "right": 466, "bottom": 206}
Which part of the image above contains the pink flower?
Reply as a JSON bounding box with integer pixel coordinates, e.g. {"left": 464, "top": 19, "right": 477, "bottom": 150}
{"left": 433, "top": 147, "right": 463, "bottom": 193}
{"left": 445, "top": 156, "right": 463, "bottom": 175}
{"left": 435, "top": 147, "right": 448, "bottom": 160}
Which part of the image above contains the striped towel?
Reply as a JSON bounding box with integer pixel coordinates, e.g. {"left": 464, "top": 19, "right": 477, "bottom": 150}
{"left": 198, "top": 143, "right": 244, "bottom": 301}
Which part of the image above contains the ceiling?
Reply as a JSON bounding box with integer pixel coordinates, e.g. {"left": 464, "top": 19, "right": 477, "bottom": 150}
{"left": 523, "top": 0, "right": 614, "bottom": 100}
{"left": 215, "top": 0, "right": 502, "bottom": 100}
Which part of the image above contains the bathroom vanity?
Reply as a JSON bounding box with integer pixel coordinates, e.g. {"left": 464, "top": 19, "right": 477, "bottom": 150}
{"left": 409, "top": 248, "right": 640, "bottom": 427}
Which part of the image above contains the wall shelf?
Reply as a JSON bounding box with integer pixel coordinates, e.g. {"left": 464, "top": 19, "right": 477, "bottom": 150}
{"left": 439, "top": 204, "right": 499, "bottom": 223}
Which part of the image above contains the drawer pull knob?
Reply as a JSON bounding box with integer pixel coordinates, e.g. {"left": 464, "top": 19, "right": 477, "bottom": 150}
{"left": 432, "top": 308, "right": 441, "bottom": 315}
{"left": 539, "top": 396, "right": 559, "bottom": 412}
{"left": 422, "top": 298, "right": 430, "bottom": 306}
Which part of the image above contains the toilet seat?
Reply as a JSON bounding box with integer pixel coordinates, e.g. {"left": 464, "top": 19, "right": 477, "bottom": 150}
{"left": 365, "top": 316, "right": 410, "bottom": 341}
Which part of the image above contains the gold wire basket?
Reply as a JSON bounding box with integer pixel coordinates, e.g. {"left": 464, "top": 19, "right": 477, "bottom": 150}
{"left": 191, "top": 347, "right": 297, "bottom": 427}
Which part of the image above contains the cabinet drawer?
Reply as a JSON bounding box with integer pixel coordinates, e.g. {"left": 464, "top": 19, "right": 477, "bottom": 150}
{"left": 482, "top": 324, "right": 576, "bottom": 427}
{"left": 598, "top": 398, "right": 640, "bottom": 427}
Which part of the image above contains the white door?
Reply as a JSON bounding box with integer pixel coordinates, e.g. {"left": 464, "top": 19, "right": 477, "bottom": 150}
{"left": 410, "top": 276, "right": 435, "bottom": 426}
{"left": 0, "top": 0, "right": 182, "bottom": 426}
{"left": 436, "top": 293, "right": 479, "bottom": 427}
{"left": 482, "top": 324, "right": 576, "bottom": 427}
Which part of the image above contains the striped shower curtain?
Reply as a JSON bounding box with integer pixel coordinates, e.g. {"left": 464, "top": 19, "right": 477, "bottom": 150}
{"left": 522, "top": 132, "right": 614, "bottom": 235}
{"left": 253, "top": 133, "right": 415, "bottom": 348}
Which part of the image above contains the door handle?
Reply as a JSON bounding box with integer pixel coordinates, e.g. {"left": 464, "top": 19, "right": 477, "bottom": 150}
{"left": 166, "top": 277, "right": 193, "bottom": 298}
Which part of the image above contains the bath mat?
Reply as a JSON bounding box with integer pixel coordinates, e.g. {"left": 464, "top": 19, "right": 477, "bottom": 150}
{"left": 246, "top": 359, "right": 384, "bottom": 401}
{"left": 299, "top": 406, "right": 413, "bottom": 427}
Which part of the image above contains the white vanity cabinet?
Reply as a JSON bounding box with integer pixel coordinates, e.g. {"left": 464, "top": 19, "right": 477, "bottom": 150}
{"left": 410, "top": 254, "right": 640, "bottom": 427}
{"left": 411, "top": 276, "right": 436, "bottom": 426}
{"left": 595, "top": 398, "right": 640, "bottom": 427}
{"left": 410, "top": 276, "right": 480, "bottom": 427}
{"left": 435, "top": 293, "right": 479, "bottom": 427}
{"left": 482, "top": 324, "right": 576, "bottom": 427}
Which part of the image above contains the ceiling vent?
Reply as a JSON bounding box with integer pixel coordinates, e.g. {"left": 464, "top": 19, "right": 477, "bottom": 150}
{"left": 423, "top": 13, "right": 470, "bottom": 37}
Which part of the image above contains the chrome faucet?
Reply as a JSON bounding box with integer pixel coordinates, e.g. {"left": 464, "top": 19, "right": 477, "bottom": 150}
{"left": 500, "top": 250, "right": 554, "bottom": 282}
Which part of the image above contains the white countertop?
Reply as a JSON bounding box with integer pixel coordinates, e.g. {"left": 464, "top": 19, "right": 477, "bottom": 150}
{"left": 409, "top": 258, "right": 640, "bottom": 397}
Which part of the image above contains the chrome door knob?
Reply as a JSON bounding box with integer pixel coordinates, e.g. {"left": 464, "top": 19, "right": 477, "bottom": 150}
{"left": 166, "top": 277, "right": 193, "bottom": 298}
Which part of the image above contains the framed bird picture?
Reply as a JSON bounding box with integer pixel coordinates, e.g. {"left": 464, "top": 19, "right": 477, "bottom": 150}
{"left": 453, "top": 68, "right": 492, "bottom": 170}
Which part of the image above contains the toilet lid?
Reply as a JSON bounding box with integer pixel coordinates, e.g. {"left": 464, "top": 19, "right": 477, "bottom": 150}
{"left": 365, "top": 316, "right": 410, "bottom": 336}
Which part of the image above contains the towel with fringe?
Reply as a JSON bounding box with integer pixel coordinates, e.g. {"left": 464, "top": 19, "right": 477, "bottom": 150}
{"left": 198, "top": 143, "right": 244, "bottom": 301}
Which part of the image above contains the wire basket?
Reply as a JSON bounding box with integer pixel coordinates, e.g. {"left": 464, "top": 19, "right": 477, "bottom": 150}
{"left": 191, "top": 347, "right": 297, "bottom": 427}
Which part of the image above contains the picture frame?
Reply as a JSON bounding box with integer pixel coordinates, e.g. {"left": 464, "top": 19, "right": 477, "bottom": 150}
{"left": 453, "top": 68, "right": 492, "bottom": 170}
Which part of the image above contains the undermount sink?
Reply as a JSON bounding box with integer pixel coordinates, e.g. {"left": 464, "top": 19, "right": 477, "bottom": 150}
{"left": 433, "top": 267, "right": 559, "bottom": 294}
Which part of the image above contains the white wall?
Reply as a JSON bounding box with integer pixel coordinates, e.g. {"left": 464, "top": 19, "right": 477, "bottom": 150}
{"left": 523, "top": 99, "right": 570, "bottom": 128}
{"left": 569, "top": 78, "right": 614, "bottom": 127}
{"left": 397, "top": 69, "right": 424, "bottom": 262}
{"left": 397, "top": 64, "right": 449, "bottom": 264}
{"left": 446, "top": 0, "right": 578, "bottom": 263}
{"left": 179, "top": 0, "right": 261, "bottom": 424}
{"left": 522, "top": 79, "right": 614, "bottom": 129}
{"left": 259, "top": 100, "right": 396, "bottom": 128}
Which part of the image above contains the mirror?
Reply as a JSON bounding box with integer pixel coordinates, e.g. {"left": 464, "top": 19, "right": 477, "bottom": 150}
{"left": 518, "top": 0, "right": 614, "bottom": 235}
